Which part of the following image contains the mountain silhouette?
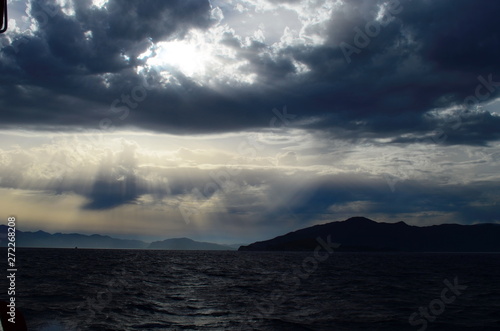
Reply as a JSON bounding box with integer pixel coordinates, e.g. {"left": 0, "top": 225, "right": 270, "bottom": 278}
{"left": 238, "top": 217, "right": 500, "bottom": 252}
{"left": 149, "top": 237, "right": 233, "bottom": 250}
{"left": 0, "top": 226, "right": 235, "bottom": 250}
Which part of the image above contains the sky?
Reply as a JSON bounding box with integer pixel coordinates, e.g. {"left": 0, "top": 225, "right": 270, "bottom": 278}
{"left": 0, "top": 0, "right": 499, "bottom": 244}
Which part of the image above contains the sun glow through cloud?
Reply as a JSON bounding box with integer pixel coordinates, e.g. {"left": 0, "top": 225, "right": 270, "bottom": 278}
{"left": 138, "top": 26, "right": 257, "bottom": 86}
{"left": 148, "top": 40, "right": 204, "bottom": 78}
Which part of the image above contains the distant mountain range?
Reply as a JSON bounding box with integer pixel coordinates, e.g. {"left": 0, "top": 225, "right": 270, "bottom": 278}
{"left": 0, "top": 225, "right": 236, "bottom": 250}
{"left": 149, "top": 237, "right": 234, "bottom": 250}
{"left": 238, "top": 217, "right": 500, "bottom": 252}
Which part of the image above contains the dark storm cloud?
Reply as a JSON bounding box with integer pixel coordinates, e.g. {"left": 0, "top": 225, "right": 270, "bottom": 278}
{"left": 81, "top": 141, "right": 140, "bottom": 209}
{"left": 0, "top": 0, "right": 500, "bottom": 145}
{"left": 82, "top": 168, "right": 138, "bottom": 209}
{"left": 390, "top": 111, "right": 500, "bottom": 146}
{"left": 0, "top": 0, "right": 213, "bottom": 125}
{"left": 37, "top": 0, "right": 212, "bottom": 73}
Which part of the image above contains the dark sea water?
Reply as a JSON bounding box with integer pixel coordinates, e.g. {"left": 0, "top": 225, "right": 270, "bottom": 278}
{"left": 2, "top": 248, "right": 500, "bottom": 330}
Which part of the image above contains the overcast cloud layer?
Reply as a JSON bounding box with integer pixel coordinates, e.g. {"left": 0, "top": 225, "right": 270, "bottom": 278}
{"left": 1, "top": 0, "right": 499, "bottom": 142}
{"left": 0, "top": 0, "right": 499, "bottom": 242}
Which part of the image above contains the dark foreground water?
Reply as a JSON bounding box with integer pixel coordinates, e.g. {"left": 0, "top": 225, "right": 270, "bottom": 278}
{"left": 1, "top": 248, "right": 500, "bottom": 330}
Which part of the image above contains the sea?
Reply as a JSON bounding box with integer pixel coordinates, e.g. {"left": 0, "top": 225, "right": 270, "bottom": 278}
{"left": 1, "top": 248, "right": 500, "bottom": 330}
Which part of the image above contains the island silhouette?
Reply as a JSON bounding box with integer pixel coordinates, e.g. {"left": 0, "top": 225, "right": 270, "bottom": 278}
{"left": 239, "top": 217, "right": 500, "bottom": 252}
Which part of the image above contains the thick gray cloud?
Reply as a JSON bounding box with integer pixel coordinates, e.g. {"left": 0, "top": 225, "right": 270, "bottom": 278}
{"left": 0, "top": 0, "right": 499, "bottom": 145}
